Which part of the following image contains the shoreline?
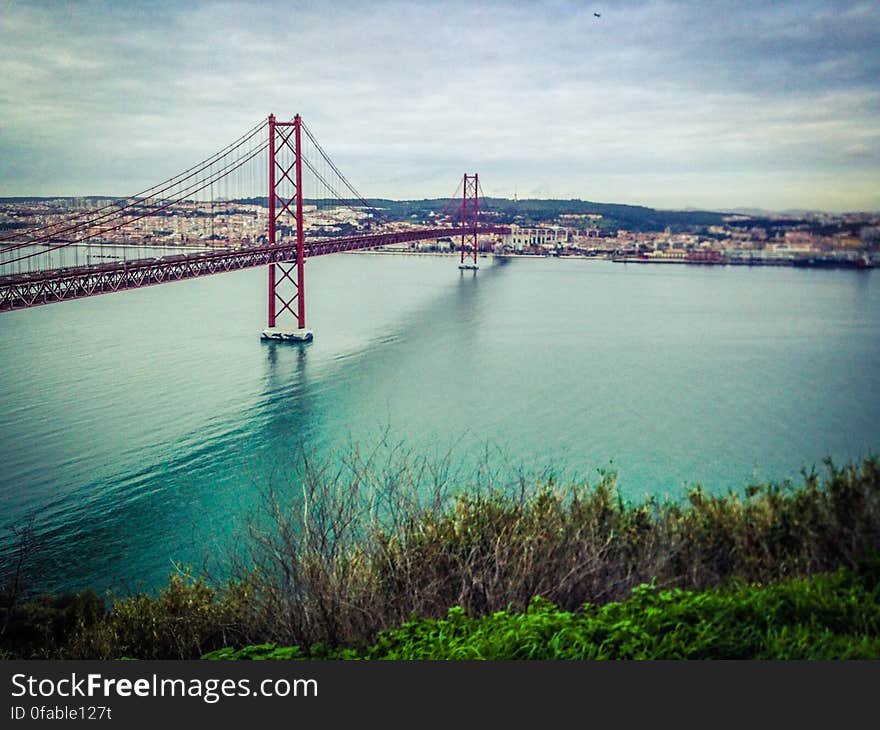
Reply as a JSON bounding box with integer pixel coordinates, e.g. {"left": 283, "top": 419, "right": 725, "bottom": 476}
{"left": 345, "top": 249, "right": 876, "bottom": 269}
{"left": 344, "top": 249, "right": 611, "bottom": 261}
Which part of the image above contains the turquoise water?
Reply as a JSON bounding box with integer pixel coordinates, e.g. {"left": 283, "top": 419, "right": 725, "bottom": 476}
{"left": 1, "top": 254, "right": 878, "bottom": 593}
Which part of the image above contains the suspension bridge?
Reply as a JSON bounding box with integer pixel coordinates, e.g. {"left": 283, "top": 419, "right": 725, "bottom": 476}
{"left": 0, "top": 114, "right": 510, "bottom": 341}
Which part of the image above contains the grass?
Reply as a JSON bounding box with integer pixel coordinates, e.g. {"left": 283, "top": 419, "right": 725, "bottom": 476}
{"left": 204, "top": 560, "right": 880, "bottom": 660}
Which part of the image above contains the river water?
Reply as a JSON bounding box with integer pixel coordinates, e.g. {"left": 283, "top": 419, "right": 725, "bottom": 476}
{"left": 1, "top": 254, "right": 878, "bottom": 593}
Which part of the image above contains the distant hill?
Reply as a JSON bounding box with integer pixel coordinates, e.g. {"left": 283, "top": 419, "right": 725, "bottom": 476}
{"left": 480, "top": 197, "right": 727, "bottom": 232}
{"left": 358, "top": 197, "right": 728, "bottom": 233}
{"left": 0, "top": 195, "right": 730, "bottom": 233}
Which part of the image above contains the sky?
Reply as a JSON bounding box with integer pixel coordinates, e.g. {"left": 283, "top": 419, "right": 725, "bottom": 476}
{"left": 1, "top": 0, "right": 878, "bottom": 211}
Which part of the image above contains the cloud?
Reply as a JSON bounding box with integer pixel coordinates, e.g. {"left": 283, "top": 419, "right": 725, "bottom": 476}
{"left": 1, "top": 0, "right": 878, "bottom": 211}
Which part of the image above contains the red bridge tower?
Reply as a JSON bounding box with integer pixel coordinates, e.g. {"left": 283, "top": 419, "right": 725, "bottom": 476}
{"left": 261, "top": 113, "right": 313, "bottom": 342}
{"left": 459, "top": 173, "right": 480, "bottom": 270}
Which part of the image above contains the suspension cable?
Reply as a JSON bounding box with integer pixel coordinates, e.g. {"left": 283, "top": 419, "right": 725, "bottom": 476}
{"left": 0, "top": 119, "right": 268, "bottom": 253}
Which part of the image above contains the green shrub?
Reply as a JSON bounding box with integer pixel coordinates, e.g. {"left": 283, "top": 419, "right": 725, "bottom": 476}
{"left": 0, "top": 590, "right": 104, "bottom": 659}
{"left": 205, "top": 564, "right": 880, "bottom": 660}
{"left": 67, "top": 571, "right": 257, "bottom": 660}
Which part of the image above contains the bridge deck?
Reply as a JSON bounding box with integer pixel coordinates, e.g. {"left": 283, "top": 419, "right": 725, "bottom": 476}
{"left": 0, "top": 226, "right": 509, "bottom": 311}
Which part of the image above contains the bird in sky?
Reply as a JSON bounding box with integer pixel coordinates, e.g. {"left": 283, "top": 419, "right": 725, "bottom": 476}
{"left": 594, "top": 12, "right": 601, "bottom": 18}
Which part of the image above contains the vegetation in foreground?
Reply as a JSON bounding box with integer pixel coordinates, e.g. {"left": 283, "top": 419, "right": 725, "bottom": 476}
{"left": 204, "top": 563, "right": 880, "bottom": 660}
{"left": 1, "top": 453, "right": 879, "bottom": 659}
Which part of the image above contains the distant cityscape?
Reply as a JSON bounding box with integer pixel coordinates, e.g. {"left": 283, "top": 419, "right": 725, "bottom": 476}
{"left": 2, "top": 196, "right": 878, "bottom": 269}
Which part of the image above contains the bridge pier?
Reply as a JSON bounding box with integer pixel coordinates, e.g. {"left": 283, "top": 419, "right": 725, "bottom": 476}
{"left": 261, "top": 326, "right": 313, "bottom": 342}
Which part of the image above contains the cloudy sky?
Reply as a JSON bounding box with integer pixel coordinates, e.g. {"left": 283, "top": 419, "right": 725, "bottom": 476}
{"left": 1, "top": 0, "right": 878, "bottom": 211}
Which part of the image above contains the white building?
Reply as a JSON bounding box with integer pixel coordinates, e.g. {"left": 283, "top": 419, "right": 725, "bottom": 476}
{"left": 502, "top": 225, "right": 572, "bottom": 251}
